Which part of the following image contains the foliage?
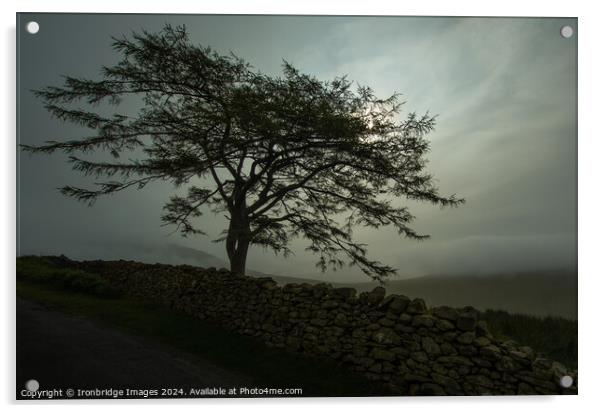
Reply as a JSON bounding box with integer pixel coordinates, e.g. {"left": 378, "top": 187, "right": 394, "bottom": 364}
{"left": 23, "top": 24, "right": 463, "bottom": 280}
{"left": 16, "top": 256, "right": 120, "bottom": 298}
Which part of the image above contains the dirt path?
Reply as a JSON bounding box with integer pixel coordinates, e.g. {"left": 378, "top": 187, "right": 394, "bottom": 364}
{"left": 16, "top": 298, "right": 254, "bottom": 398}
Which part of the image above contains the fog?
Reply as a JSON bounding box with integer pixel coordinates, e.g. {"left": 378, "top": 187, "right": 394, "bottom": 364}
{"left": 17, "top": 14, "right": 577, "bottom": 282}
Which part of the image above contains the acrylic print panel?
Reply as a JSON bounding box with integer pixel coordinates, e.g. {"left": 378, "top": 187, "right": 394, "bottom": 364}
{"left": 16, "top": 13, "right": 577, "bottom": 399}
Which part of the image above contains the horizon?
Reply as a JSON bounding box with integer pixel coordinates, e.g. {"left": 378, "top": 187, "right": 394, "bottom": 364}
{"left": 16, "top": 241, "right": 577, "bottom": 284}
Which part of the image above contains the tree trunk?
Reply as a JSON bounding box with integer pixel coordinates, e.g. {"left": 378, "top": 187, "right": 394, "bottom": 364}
{"left": 226, "top": 203, "right": 251, "bottom": 275}
{"left": 229, "top": 237, "right": 250, "bottom": 275}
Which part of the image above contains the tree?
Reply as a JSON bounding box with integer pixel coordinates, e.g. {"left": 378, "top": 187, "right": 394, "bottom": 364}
{"left": 23, "top": 25, "right": 464, "bottom": 281}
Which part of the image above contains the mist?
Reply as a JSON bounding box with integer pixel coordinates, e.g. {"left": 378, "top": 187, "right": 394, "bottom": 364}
{"left": 17, "top": 15, "right": 577, "bottom": 282}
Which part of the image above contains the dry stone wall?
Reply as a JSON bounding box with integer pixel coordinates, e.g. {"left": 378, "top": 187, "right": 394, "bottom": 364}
{"left": 77, "top": 260, "right": 577, "bottom": 396}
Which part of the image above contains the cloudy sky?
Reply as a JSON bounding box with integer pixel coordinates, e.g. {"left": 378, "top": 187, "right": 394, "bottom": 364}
{"left": 17, "top": 14, "right": 577, "bottom": 281}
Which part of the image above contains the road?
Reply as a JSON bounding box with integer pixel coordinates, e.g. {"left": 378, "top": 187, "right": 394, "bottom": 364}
{"left": 16, "top": 298, "right": 253, "bottom": 399}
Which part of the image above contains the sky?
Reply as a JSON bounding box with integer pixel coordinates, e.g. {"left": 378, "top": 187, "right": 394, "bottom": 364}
{"left": 17, "top": 14, "right": 577, "bottom": 281}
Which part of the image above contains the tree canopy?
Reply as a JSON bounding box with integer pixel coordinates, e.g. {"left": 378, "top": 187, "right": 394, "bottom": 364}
{"left": 23, "top": 24, "right": 464, "bottom": 281}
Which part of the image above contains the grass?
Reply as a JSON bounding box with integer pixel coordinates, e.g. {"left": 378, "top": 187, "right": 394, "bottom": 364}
{"left": 16, "top": 276, "right": 391, "bottom": 397}
{"left": 17, "top": 256, "right": 120, "bottom": 298}
{"left": 480, "top": 309, "right": 577, "bottom": 370}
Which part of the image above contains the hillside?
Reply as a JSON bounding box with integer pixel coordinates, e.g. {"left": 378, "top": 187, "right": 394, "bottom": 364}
{"left": 334, "top": 271, "right": 577, "bottom": 320}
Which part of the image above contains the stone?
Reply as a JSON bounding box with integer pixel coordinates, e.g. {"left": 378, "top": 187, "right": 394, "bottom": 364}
{"left": 352, "top": 345, "right": 369, "bottom": 357}
{"left": 431, "top": 363, "right": 447, "bottom": 375}
{"left": 330, "top": 326, "right": 345, "bottom": 337}
{"left": 368, "top": 363, "right": 382, "bottom": 373}
{"left": 480, "top": 345, "right": 502, "bottom": 360}
{"left": 456, "top": 309, "right": 478, "bottom": 331}
{"left": 532, "top": 357, "right": 553, "bottom": 371}
{"left": 398, "top": 313, "right": 413, "bottom": 324}
{"left": 496, "top": 356, "right": 520, "bottom": 372}
{"left": 404, "top": 373, "right": 431, "bottom": 383}
{"left": 372, "top": 328, "right": 401, "bottom": 345}
{"left": 421, "top": 336, "right": 441, "bottom": 355}
{"left": 457, "top": 344, "right": 478, "bottom": 356}
{"left": 457, "top": 331, "right": 476, "bottom": 345}
{"left": 518, "top": 346, "right": 535, "bottom": 360}
{"left": 365, "top": 372, "right": 382, "bottom": 381}
{"left": 420, "top": 383, "right": 446, "bottom": 396}
{"left": 321, "top": 300, "right": 339, "bottom": 309}
{"left": 262, "top": 323, "right": 279, "bottom": 333}
{"left": 437, "top": 356, "right": 474, "bottom": 367}
{"left": 412, "top": 314, "right": 435, "bottom": 328}
{"left": 366, "top": 287, "right": 386, "bottom": 305}
{"left": 473, "top": 336, "right": 491, "bottom": 347}
{"left": 472, "top": 357, "right": 493, "bottom": 368}
{"left": 517, "top": 382, "right": 535, "bottom": 395}
{"left": 466, "top": 375, "right": 493, "bottom": 388}
{"left": 352, "top": 328, "right": 368, "bottom": 339}
{"left": 312, "top": 283, "right": 333, "bottom": 299}
{"left": 432, "top": 306, "right": 459, "bottom": 321}
{"left": 550, "top": 361, "right": 568, "bottom": 380}
{"left": 442, "top": 331, "right": 458, "bottom": 342}
{"left": 382, "top": 361, "right": 395, "bottom": 373}
{"left": 509, "top": 350, "right": 531, "bottom": 366}
{"left": 411, "top": 351, "right": 429, "bottom": 363}
{"left": 370, "top": 348, "right": 396, "bottom": 362}
{"left": 432, "top": 373, "right": 463, "bottom": 395}
{"left": 519, "top": 374, "right": 558, "bottom": 391}
{"left": 378, "top": 317, "right": 395, "bottom": 327}
{"left": 394, "top": 324, "right": 414, "bottom": 334}
{"left": 331, "top": 287, "right": 357, "bottom": 300}
{"left": 435, "top": 319, "right": 455, "bottom": 331}
{"left": 390, "top": 346, "right": 410, "bottom": 359}
{"left": 440, "top": 342, "right": 458, "bottom": 356}
{"left": 390, "top": 295, "right": 412, "bottom": 313}
{"left": 310, "top": 318, "right": 329, "bottom": 327}
{"left": 257, "top": 277, "right": 278, "bottom": 289}
{"left": 398, "top": 339, "right": 420, "bottom": 353}
{"left": 358, "top": 357, "right": 376, "bottom": 368}
{"left": 475, "top": 320, "right": 491, "bottom": 337}
{"left": 334, "top": 313, "right": 348, "bottom": 327}
{"left": 406, "top": 298, "right": 427, "bottom": 314}
{"left": 381, "top": 294, "right": 411, "bottom": 314}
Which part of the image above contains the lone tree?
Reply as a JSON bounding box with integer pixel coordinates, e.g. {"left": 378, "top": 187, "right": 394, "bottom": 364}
{"left": 24, "top": 25, "right": 463, "bottom": 281}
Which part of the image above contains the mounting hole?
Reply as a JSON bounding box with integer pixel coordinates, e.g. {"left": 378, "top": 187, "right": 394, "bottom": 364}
{"left": 25, "top": 379, "right": 39, "bottom": 391}
{"left": 559, "top": 375, "right": 573, "bottom": 388}
{"left": 25, "top": 21, "right": 39, "bottom": 34}
{"left": 560, "top": 25, "right": 573, "bottom": 38}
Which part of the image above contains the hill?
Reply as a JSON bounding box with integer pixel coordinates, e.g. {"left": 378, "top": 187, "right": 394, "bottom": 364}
{"left": 333, "top": 271, "right": 577, "bottom": 320}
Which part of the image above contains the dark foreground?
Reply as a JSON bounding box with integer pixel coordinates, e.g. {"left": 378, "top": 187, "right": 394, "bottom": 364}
{"left": 17, "top": 298, "right": 257, "bottom": 399}
{"left": 16, "top": 256, "right": 577, "bottom": 398}
{"left": 16, "top": 280, "right": 390, "bottom": 399}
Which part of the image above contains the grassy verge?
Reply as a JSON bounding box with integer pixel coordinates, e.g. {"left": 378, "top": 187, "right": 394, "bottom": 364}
{"left": 17, "top": 256, "right": 120, "bottom": 298}
{"left": 17, "top": 279, "right": 390, "bottom": 397}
